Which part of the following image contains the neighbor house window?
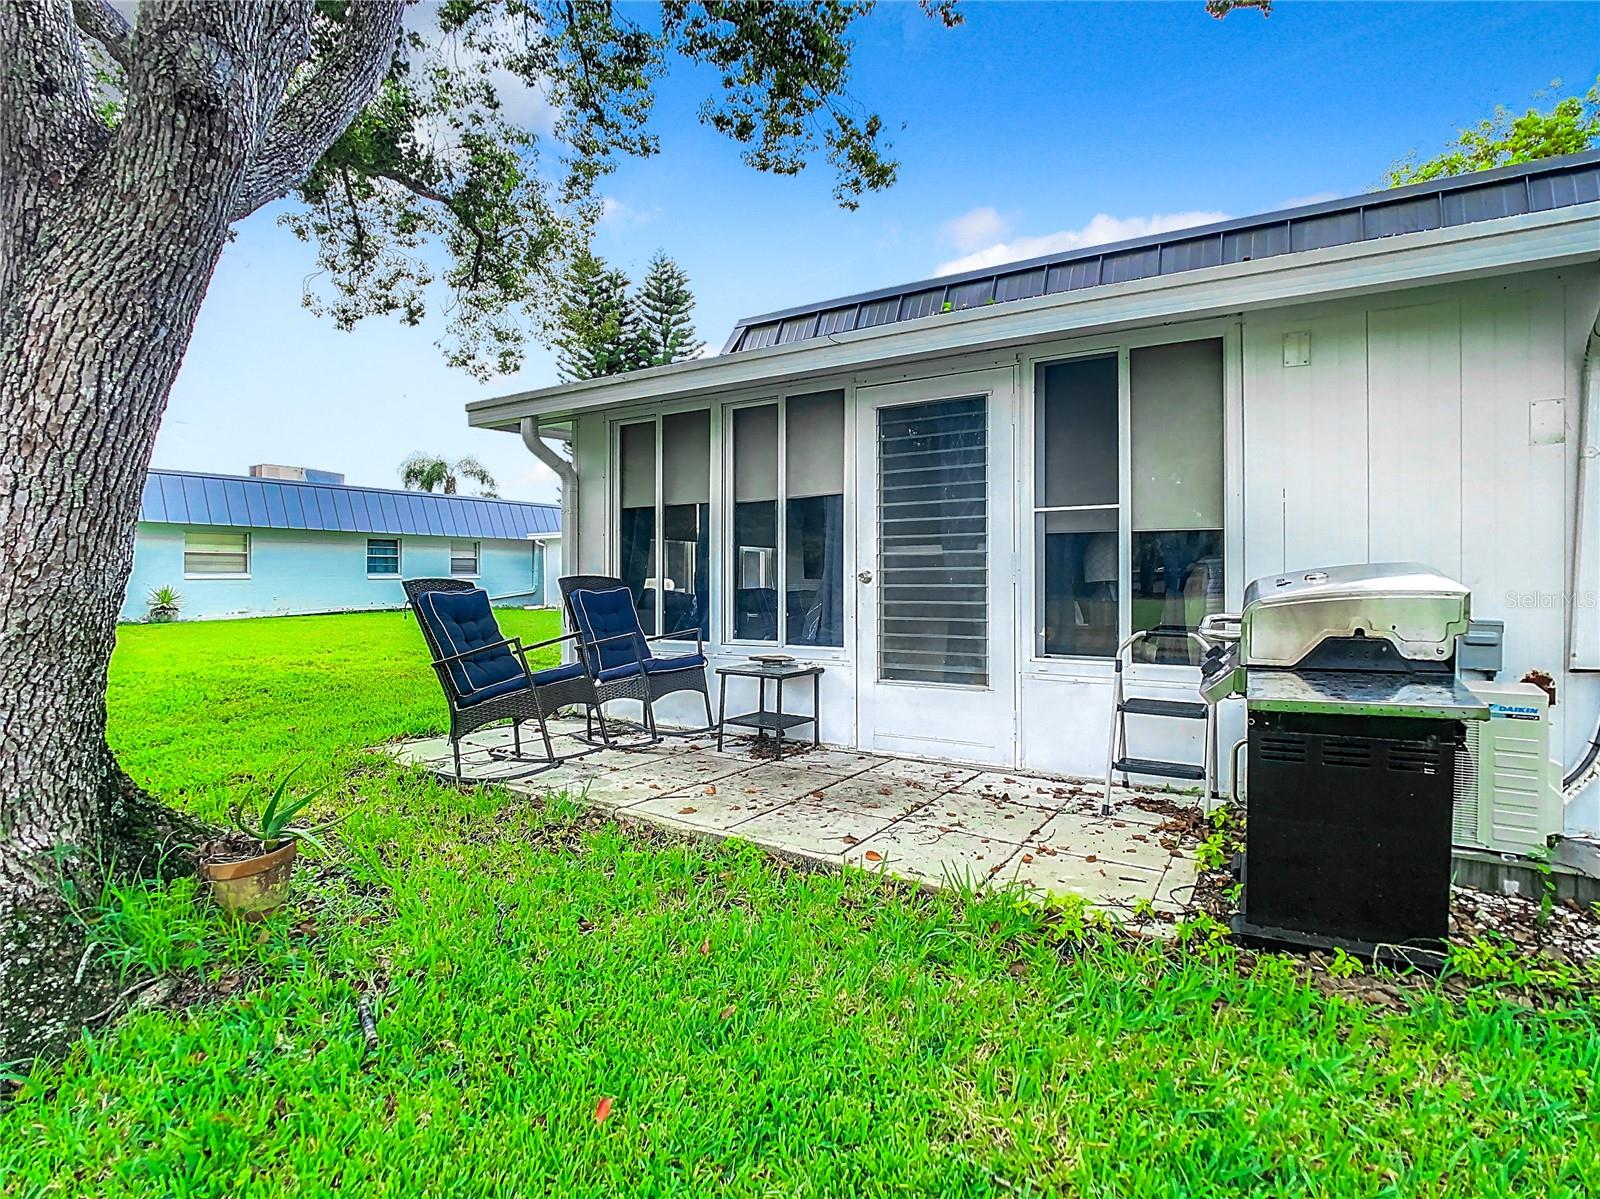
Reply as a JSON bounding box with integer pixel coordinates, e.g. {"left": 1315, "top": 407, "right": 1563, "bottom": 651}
{"left": 616, "top": 410, "right": 710, "bottom": 638}
{"left": 450, "top": 540, "right": 480, "bottom": 577}
{"left": 184, "top": 530, "right": 250, "bottom": 576}
{"left": 1035, "top": 339, "right": 1224, "bottom": 664}
{"left": 729, "top": 390, "right": 845, "bottom": 646}
{"left": 366, "top": 537, "right": 400, "bottom": 575}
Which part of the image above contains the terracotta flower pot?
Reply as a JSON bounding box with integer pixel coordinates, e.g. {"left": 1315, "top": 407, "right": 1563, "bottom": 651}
{"left": 202, "top": 840, "right": 297, "bottom": 920}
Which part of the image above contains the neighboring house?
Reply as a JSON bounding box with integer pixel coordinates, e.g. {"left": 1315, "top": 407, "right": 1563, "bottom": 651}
{"left": 466, "top": 151, "right": 1600, "bottom": 834}
{"left": 123, "top": 467, "right": 560, "bottom": 621}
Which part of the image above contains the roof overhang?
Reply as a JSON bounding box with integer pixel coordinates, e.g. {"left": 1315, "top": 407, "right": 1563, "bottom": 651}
{"left": 468, "top": 203, "right": 1600, "bottom": 431}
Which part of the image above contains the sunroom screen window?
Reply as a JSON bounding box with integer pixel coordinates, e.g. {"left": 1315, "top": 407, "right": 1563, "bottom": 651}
{"left": 784, "top": 391, "right": 845, "bottom": 647}
{"left": 1036, "top": 355, "right": 1119, "bottom": 657}
{"left": 878, "top": 396, "right": 988, "bottom": 686}
{"left": 618, "top": 421, "right": 658, "bottom": 632}
{"left": 1130, "top": 339, "right": 1225, "bottom": 664}
{"left": 661, "top": 410, "right": 710, "bottom": 639}
{"left": 732, "top": 404, "right": 779, "bottom": 641}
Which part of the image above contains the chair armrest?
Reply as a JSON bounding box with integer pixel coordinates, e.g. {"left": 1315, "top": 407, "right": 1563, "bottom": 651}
{"left": 524, "top": 630, "right": 581, "bottom": 652}
{"left": 644, "top": 630, "right": 705, "bottom": 655}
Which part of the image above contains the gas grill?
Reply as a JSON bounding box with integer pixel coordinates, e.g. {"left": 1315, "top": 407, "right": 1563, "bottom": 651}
{"left": 1202, "top": 563, "right": 1491, "bottom": 962}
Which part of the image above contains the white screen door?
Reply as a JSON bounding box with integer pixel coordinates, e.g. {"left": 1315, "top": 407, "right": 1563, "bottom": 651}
{"left": 854, "top": 368, "right": 1017, "bottom": 765}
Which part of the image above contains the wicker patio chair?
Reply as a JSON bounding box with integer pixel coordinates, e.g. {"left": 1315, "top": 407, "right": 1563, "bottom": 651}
{"left": 558, "top": 575, "right": 715, "bottom": 741}
{"left": 404, "top": 578, "right": 595, "bottom": 780}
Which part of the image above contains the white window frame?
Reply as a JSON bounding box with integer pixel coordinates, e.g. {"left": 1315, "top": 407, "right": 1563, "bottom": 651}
{"left": 449, "top": 539, "right": 480, "bottom": 578}
{"left": 183, "top": 529, "right": 251, "bottom": 579}
{"left": 1020, "top": 319, "right": 1243, "bottom": 679}
{"left": 366, "top": 536, "right": 402, "bottom": 578}
{"left": 720, "top": 391, "right": 848, "bottom": 653}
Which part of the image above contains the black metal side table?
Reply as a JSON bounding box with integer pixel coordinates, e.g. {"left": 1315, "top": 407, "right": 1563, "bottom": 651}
{"left": 715, "top": 661, "right": 824, "bottom": 754}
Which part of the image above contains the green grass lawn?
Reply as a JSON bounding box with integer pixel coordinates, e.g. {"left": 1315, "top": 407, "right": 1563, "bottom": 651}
{"left": 2, "top": 611, "right": 1596, "bottom": 1197}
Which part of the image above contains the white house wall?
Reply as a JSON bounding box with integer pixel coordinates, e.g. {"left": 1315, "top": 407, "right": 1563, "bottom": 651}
{"left": 566, "top": 265, "right": 1600, "bottom": 834}
{"left": 1243, "top": 267, "right": 1599, "bottom": 833}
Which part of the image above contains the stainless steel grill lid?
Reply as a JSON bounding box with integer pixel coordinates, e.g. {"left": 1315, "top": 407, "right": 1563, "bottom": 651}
{"left": 1239, "top": 562, "right": 1470, "bottom": 669}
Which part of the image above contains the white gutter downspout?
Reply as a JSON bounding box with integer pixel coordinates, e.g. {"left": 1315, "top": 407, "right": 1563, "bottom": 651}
{"left": 1564, "top": 310, "right": 1600, "bottom": 801}
{"left": 521, "top": 417, "right": 578, "bottom": 643}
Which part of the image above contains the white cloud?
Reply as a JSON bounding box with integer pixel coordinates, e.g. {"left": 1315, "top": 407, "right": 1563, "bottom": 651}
{"left": 597, "top": 196, "right": 662, "bottom": 232}
{"left": 940, "top": 206, "right": 1011, "bottom": 252}
{"left": 935, "top": 210, "right": 1230, "bottom": 276}
{"left": 1278, "top": 191, "right": 1341, "bottom": 209}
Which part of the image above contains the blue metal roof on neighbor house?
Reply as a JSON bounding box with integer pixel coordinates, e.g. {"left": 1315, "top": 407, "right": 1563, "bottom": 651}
{"left": 722, "top": 150, "right": 1600, "bottom": 354}
{"left": 139, "top": 470, "right": 560, "bottom": 540}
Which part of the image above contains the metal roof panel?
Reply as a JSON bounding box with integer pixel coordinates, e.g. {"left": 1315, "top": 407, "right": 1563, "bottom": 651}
{"left": 138, "top": 470, "right": 558, "bottom": 541}
{"left": 720, "top": 151, "right": 1600, "bottom": 354}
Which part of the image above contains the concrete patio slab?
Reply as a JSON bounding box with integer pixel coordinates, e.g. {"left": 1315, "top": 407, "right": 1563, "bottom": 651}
{"left": 1006, "top": 847, "right": 1165, "bottom": 908}
{"left": 809, "top": 776, "right": 935, "bottom": 819}
{"left": 1030, "top": 809, "right": 1192, "bottom": 874}
{"left": 955, "top": 770, "right": 1091, "bottom": 811}
{"left": 864, "top": 758, "right": 981, "bottom": 790}
{"left": 732, "top": 799, "right": 916, "bottom": 861}
{"left": 620, "top": 786, "right": 795, "bottom": 834}
{"left": 386, "top": 730, "right": 1206, "bottom": 916}
{"left": 845, "top": 819, "right": 1020, "bottom": 889}
{"left": 914, "top": 790, "right": 1057, "bottom": 845}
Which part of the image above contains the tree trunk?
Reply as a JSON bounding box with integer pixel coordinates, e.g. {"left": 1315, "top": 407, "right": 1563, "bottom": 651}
{"left": 0, "top": 0, "right": 406, "bottom": 1066}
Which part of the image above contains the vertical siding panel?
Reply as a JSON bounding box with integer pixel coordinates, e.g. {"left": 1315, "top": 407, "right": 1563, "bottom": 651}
{"left": 1242, "top": 310, "right": 1369, "bottom": 581}
{"left": 1367, "top": 300, "right": 1462, "bottom": 576}
{"left": 1461, "top": 283, "right": 1568, "bottom": 679}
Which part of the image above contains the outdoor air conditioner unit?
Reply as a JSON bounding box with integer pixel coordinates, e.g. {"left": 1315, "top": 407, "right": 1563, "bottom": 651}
{"left": 1453, "top": 680, "right": 1564, "bottom": 856}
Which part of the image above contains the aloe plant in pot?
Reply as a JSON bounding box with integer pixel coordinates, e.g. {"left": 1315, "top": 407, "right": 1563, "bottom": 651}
{"left": 200, "top": 766, "right": 339, "bottom": 920}
{"left": 147, "top": 584, "right": 182, "bottom": 623}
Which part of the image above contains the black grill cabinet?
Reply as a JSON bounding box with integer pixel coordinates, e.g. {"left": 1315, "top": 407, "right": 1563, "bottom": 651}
{"left": 1238, "top": 710, "right": 1460, "bottom": 956}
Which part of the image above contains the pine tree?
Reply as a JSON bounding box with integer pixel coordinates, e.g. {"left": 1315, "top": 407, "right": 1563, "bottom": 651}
{"left": 635, "top": 251, "right": 705, "bottom": 367}
{"left": 553, "top": 253, "right": 643, "bottom": 381}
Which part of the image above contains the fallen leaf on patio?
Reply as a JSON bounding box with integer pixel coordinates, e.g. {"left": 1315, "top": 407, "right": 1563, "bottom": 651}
{"left": 810, "top": 790, "right": 825, "bottom": 798}
{"left": 1085, "top": 854, "right": 1098, "bottom": 863}
{"left": 863, "top": 850, "right": 883, "bottom": 862}
{"left": 877, "top": 786, "right": 893, "bottom": 796}
{"left": 842, "top": 834, "right": 860, "bottom": 845}
{"left": 1021, "top": 853, "right": 1034, "bottom": 863}
{"left": 594, "top": 1096, "right": 613, "bottom": 1124}
{"left": 678, "top": 806, "right": 697, "bottom": 814}
{"left": 719, "top": 1004, "right": 736, "bottom": 1020}
{"left": 704, "top": 785, "right": 717, "bottom": 795}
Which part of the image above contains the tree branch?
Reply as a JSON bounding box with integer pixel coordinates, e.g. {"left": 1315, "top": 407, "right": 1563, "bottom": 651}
{"left": 71, "top": 0, "right": 132, "bottom": 70}
{"left": 232, "top": 0, "right": 407, "bottom": 220}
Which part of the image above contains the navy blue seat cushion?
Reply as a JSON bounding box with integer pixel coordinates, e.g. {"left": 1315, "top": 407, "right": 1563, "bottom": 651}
{"left": 596, "top": 652, "right": 706, "bottom": 684}
{"left": 531, "top": 662, "right": 587, "bottom": 687}
{"left": 571, "top": 587, "right": 650, "bottom": 675}
{"left": 415, "top": 588, "right": 528, "bottom": 706}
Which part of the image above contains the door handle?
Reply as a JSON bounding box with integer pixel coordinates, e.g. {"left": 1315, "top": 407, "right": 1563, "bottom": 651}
{"left": 857, "top": 570, "right": 873, "bottom": 584}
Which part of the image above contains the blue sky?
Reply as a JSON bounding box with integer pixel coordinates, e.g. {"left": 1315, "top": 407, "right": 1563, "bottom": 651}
{"left": 157, "top": 1, "right": 1599, "bottom": 503}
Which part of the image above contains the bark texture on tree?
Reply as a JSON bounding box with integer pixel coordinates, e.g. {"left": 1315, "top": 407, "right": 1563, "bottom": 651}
{"left": 0, "top": 0, "right": 404, "bottom": 1067}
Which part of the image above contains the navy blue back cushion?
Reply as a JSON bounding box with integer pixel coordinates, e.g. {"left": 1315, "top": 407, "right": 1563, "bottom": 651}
{"left": 571, "top": 587, "right": 649, "bottom": 675}
{"left": 416, "top": 589, "right": 524, "bottom": 701}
